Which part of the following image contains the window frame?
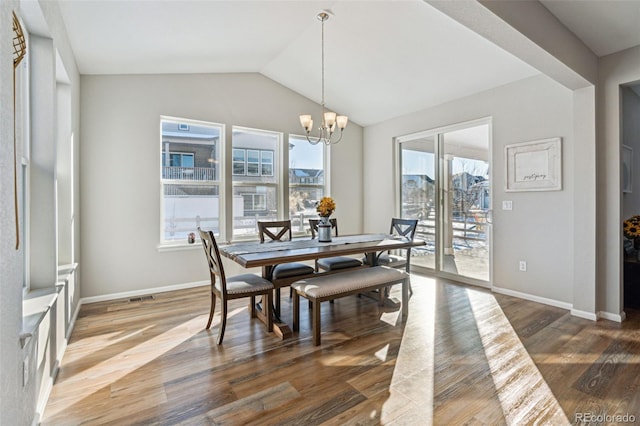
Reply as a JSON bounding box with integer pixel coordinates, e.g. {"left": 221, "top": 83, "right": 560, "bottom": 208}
{"left": 159, "top": 116, "right": 224, "bottom": 247}
{"left": 231, "top": 126, "right": 283, "bottom": 240}
{"left": 288, "top": 134, "right": 330, "bottom": 236}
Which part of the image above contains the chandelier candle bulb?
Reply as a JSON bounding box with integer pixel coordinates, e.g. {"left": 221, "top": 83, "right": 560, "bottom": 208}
{"left": 324, "top": 112, "right": 337, "bottom": 127}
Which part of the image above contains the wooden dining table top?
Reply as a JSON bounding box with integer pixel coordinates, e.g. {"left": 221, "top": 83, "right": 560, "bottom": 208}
{"left": 219, "top": 233, "right": 426, "bottom": 268}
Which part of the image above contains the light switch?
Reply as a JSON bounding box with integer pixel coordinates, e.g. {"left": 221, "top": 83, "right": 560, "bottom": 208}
{"left": 502, "top": 200, "right": 513, "bottom": 210}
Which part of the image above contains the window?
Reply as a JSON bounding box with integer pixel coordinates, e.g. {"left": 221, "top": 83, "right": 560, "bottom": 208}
{"left": 166, "top": 152, "right": 194, "bottom": 167}
{"left": 232, "top": 149, "right": 246, "bottom": 175}
{"left": 160, "top": 117, "right": 222, "bottom": 243}
{"left": 261, "top": 151, "right": 274, "bottom": 176}
{"left": 247, "top": 150, "right": 260, "bottom": 176}
{"left": 288, "top": 135, "right": 327, "bottom": 234}
{"left": 232, "top": 127, "right": 281, "bottom": 238}
{"left": 231, "top": 148, "right": 275, "bottom": 177}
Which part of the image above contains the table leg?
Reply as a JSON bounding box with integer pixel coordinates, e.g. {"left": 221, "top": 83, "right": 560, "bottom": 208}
{"left": 255, "top": 265, "right": 292, "bottom": 340}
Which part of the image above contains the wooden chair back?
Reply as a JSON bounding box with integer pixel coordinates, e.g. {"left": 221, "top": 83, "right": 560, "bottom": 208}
{"left": 258, "top": 220, "right": 293, "bottom": 242}
{"left": 198, "top": 228, "right": 227, "bottom": 297}
{"left": 309, "top": 218, "right": 338, "bottom": 239}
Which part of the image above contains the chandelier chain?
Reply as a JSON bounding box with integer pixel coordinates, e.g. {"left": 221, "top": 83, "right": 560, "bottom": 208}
{"left": 321, "top": 16, "right": 325, "bottom": 109}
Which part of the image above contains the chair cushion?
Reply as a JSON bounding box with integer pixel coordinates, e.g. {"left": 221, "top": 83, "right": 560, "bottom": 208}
{"left": 362, "top": 253, "right": 406, "bottom": 267}
{"left": 224, "top": 273, "right": 274, "bottom": 295}
{"left": 272, "top": 262, "right": 315, "bottom": 279}
{"left": 317, "top": 256, "right": 362, "bottom": 271}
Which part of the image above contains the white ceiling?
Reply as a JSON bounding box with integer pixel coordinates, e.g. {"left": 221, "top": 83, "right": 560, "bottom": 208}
{"left": 54, "top": 0, "right": 640, "bottom": 127}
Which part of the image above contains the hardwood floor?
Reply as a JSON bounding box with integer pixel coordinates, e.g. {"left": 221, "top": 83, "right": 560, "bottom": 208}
{"left": 42, "top": 274, "right": 640, "bottom": 425}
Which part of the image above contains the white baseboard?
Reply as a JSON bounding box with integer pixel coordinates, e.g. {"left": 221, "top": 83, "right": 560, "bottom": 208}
{"left": 598, "top": 310, "right": 625, "bottom": 322}
{"left": 80, "top": 280, "right": 209, "bottom": 305}
{"left": 570, "top": 308, "right": 598, "bottom": 321}
{"left": 491, "top": 285, "right": 573, "bottom": 310}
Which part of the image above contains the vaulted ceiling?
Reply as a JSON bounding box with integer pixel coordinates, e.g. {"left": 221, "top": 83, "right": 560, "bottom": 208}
{"left": 54, "top": 0, "right": 640, "bottom": 127}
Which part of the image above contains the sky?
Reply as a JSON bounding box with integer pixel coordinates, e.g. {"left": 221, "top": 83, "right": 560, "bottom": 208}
{"left": 402, "top": 150, "right": 488, "bottom": 178}
{"left": 289, "top": 138, "right": 324, "bottom": 169}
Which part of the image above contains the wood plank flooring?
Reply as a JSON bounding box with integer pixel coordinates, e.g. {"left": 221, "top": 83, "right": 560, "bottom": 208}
{"left": 42, "top": 274, "right": 640, "bottom": 425}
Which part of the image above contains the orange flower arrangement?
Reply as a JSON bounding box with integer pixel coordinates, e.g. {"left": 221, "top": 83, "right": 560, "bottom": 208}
{"left": 316, "top": 196, "right": 336, "bottom": 217}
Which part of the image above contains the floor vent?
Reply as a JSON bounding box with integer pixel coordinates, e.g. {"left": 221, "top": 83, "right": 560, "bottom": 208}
{"left": 129, "top": 295, "right": 155, "bottom": 302}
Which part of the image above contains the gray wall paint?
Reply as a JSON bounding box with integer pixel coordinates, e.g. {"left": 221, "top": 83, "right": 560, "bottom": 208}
{"left": 599, "top": 45, "right": 640, "bottom": 316}
{"left": 363, "top": 74, "right": 576, "bottom": 303}
{"left": 79, "top": 73, "right": 363, "bottom": 298}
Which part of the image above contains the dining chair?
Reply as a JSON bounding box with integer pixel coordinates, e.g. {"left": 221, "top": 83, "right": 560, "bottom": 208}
{"left": 198, "top": 228, "right": 274, "bottom": 345}
{"left": 257, "top": 220, "right": 315, "bottom": 315}
{"left": 364, "top": 218, "right": 419, "bottom": 270}
{"left": 363, "top": 218, "right": 418, "bottom": 296}
{"left": 309, "top": 218, "right": 362, "bottom": 272}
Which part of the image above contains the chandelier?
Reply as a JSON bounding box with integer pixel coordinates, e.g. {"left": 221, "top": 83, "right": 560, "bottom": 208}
{"left": 299, "top": 11, "right": 348, "bottom": 145}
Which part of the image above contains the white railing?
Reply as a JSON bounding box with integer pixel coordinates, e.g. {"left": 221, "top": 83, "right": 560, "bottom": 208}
{"left": 162, "top": 166, "right": 216, "bottom": 181}
{"left": 163, "top": 213, "right": 318, "bottom": 241}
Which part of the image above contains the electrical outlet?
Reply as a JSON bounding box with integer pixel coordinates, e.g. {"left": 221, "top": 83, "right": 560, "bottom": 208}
{"left": 23, "top": 357, "right": 29, "bottom": 387}
{"left": 502, "top": 200, "right": 513, "bottom": 210}
{"left": 519, "top": 260, "right": 527, "bottom": 272}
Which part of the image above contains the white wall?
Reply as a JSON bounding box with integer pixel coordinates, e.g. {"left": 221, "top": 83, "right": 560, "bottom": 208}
{"left": 1, "top": 2, "right": 25, "bottom": 424}
{"left": 1, "top": 0, "right": 81, "bottom": 424}
{"left": 80, "top": 73, "right": 363, "bottom": 298}
{"left": 363, "top": 74, "right": 576, "bottom": 304}
{"left": 599, "top": 45, "right": 640, "bottom": 317}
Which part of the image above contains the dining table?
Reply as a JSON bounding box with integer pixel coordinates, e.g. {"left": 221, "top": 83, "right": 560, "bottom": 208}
{"left": 219, "top": 233, "right": 426, "bottom": 339}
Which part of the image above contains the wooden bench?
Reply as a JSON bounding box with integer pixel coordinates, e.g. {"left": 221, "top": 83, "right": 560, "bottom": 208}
{"left": 290, "top": 266, "right": 410, "bottom": 345}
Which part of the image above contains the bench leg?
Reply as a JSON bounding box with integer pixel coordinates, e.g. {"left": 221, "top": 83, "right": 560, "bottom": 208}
{"left": 249, "top": 296, "right": 256, "bottom": 317}
{"left": 292, "top": 291, "right": 300, "bottom": 332}
{"left": 312, "top": 298, "right": 321, "bottom": 346}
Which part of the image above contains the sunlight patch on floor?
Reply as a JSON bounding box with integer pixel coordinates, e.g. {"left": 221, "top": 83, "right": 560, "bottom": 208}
{"left": 467, "top": 289, "right": 569, "bottom": 424}
{"left": 383, "top": 275, "right": 437, "bottom": 423}
{"left": 44, "top": 309, "right": 241, "bottom": 417}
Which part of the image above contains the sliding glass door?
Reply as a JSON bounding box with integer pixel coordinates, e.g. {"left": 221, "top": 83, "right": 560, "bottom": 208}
{"left": 398, "top": 119, "right": 491, "bottom": 284}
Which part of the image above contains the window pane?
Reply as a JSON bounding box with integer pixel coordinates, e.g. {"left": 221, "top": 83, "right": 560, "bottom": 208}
{"left": 161, "top": 120, "right": 220, "bottom": 181}
{"left": 261, "top": 150, "right": 273, "bottom": 163}
{"left": 247, "top": 163, "right": 260, "bottom": 176}
{"left": 232, "top": 128, "right": 278, "bottom": 184}
{"left": 232, "top": 185, "right": 278, "bottom": 237}
{"left": 163, "top": 183, "right": 220, "bottom": 241}
{"left": 289, "top": 136, "right": 325, "bottom": 233}
{"left": 161, "top": 118, "right": 222, "bottom": 244}
{"left": 261, "top": 164, "right": 273, "bottom": 176}
{"left": 232, "top": 127, "right": 281, "bottom": 238}
{"left": 233, "top": 162, "right": 246, "bottom": 175}
{"left": 247, "top": 150, "right": 260, "bottom": 163}
{"left": 233, "top": 149, "right": 245, "bottom": 162}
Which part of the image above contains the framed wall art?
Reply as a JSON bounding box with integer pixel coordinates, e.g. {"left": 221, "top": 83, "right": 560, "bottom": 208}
{"left": 504, "top": 137, "right": 562, "bottom": 192}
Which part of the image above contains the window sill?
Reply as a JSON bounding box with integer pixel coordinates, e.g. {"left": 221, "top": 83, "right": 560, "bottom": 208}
{"left": 21, "top": 285, "right": 63, "bottom": 348}
{"left": 157, "top": 242, "right": 202, "bottom": 252}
